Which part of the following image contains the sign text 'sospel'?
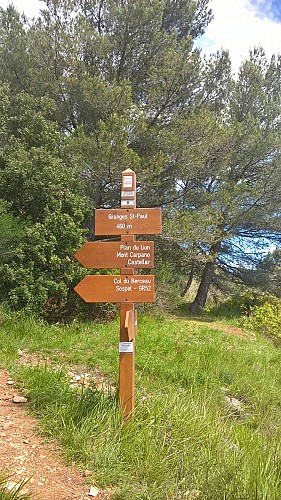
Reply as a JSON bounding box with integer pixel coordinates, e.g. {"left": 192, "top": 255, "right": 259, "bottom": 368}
{"left": 74, "top": 275, "right": 155, "bottom": 303}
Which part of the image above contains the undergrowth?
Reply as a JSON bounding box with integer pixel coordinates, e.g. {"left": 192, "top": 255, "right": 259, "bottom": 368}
{"left": 0, "top": 307, "right": 280, "bottom": 499}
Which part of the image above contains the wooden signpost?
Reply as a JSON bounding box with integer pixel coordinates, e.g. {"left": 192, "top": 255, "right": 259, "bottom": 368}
{"left": 74, "top": 169, "right": 162, "bottom": 418}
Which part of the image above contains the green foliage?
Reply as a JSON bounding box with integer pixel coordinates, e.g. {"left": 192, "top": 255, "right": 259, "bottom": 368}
{"left": 246, "top": 301, "right": 281, "bottom": 340}
{"left": 0, "top": 2, "right": 280, "bottom": 318}
{"left": 0, "top": 207, "right": 87, "bottom": 319}
{"left": 246, "top": 248, "right": 281, "bottom": 298}
{"left": 0, "top": 83, "right": 92, "bottom": 319}
{"left": 1, "top": 148, "right": 81, "bottom": 222}
{"left": 0, "top": 200, "right": 25, "bottom": 260}
{"left": 67, "top": 113, "right": 140, "bottom": 211}
{"left": 152, "top": 238, "right": 191, "bottom": 310}
{"left": 214, "top": 289, "right": 280, "bottom": 317}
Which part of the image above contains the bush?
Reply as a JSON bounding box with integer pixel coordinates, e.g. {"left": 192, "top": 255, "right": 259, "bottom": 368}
{"left": 214, "top": 289, "right": 280, "bottom": 317}
{"left": 0, "top": 207, "right": 88, "bottom": 321}
{"left": 246, "top": 301, "right": 281, "bottom": 340}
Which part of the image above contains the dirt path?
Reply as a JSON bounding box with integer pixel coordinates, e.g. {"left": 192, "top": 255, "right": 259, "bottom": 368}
{"left": 0, "top": 369, "right": 108, "bottom": 499}
{"left": 192, "top": 321, "right": 249, "bottom": 338}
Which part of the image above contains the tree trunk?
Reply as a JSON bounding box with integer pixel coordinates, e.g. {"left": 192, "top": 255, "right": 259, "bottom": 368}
{"left": 190, "top": 242, "right": 220, "bottom": 314}
{"left": 181, "top": 261, "right": 194, "bottom": 297}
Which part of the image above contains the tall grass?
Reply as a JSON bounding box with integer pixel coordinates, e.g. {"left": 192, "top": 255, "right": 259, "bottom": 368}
{"left": 0, "top": 308, "right": 280, "bottom": 499}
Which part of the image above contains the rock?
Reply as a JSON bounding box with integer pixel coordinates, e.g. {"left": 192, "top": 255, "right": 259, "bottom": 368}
{"left": 13, "top": 395, "right": 28, "bottom": 404}
{"left": 4, "top": 481, "right": 30, "bottom": 496}
{"left": 5, "top": 481, "right": 18, "bottom": 492}
{"left": 6, "top": 380, "right": 15, "bottom": 385}
{"left": 225, "top": 396, "right": 243, "bottom": 411}
{"left": 83, "top": 469, "right": 92, "bottom": 477}
{"left": 89, "top": 485, "right": 100, "bottom": 497}
{"left": 17, "top": 349, "right": 24, "bottom": 356}
{"left": 2, "top": 421, "right": 16, "bottom": 430}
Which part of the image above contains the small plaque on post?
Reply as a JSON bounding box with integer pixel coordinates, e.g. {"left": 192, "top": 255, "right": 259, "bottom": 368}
{"left": 119, "top": 342, "right": 134, "bottom": 353}
{"left": 123, "top": 176, "right": 133, "bottom": 188}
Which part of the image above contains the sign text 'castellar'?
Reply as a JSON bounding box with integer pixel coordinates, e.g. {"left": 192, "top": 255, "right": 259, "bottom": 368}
{"left": 75, "top": 241, "right": 154, "bottom": 269}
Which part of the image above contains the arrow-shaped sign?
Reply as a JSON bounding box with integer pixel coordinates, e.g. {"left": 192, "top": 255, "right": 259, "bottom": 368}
{"left": 74, "top": 275, "right": 155, "bottom": 303}
{"left": 75, "top": 241, "right": 154, "bottom": 269}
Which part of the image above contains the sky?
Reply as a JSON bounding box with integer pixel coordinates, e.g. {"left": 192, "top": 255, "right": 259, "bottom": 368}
{"left": 197, "top": 0, "right": 281, "bottom": 71}
{"left": 0, "top": 0, "right": 43, "bottom": 19}
{"left": 0, "top": 0, "right": 280, "bottom": 72}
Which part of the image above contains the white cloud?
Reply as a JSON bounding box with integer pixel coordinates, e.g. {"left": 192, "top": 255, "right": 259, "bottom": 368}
{"left": 1, "top": 0, "right": 281, "bottom": 75}
{"left": 197, "top": 0, "right": 281, "bottom": 72}
{"left": 0, "top": 0, "right": 42, "bottom": 18}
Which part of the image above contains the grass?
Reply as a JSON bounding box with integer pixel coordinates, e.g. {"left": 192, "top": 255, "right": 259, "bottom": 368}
{"left": 0, "top": 471, "right": 30, "bottom": 500}
{"left": 0, "top": 307, "right": 280, "bottom": 499}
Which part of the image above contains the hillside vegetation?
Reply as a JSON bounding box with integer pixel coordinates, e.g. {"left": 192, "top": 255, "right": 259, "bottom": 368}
{"left": 0, "top": 307, "right": 280, "bottom": 499}
{"left": 0, "top": 1, "right": 280, "bottom": 319}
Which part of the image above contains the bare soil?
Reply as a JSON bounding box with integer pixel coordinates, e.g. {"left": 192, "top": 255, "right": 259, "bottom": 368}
{"left": 188, "top": 320, "right": 251, "bottom": 338}
{"left": 0, "top": 369, "right": 110, "bottom": 499}
{"left": 203, "top": 322, "right": 249, "bottom": 338}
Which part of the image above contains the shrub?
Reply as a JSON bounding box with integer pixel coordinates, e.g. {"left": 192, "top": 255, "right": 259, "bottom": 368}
{"left": 214, "top": 289, "right": 280, "bottom": 317}
{"left": 246, "top": 301, "right": 281, "bottom": 340}
{"left": 0, "top": 207, "right": 87, "bottom": 321}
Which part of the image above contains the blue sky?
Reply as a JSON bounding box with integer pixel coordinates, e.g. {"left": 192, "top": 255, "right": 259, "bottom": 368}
{"left": 251, "top": 0, "right": 281, "bottom": 22}
{"left": 197, "top": 0, "right": 281, "bottom": 72}
{"left": 0, "top": 0, "right": 281, "bottom": 73}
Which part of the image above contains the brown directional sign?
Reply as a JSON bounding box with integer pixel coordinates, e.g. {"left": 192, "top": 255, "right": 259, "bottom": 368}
{"left": 95, "top": 208, "right": 162, "bottom": 236}
{"left": 74, "top": 275, "right": 155, "bottom": 303}
{"left": 74, "top": 241, "right": 154, "bottom": 269}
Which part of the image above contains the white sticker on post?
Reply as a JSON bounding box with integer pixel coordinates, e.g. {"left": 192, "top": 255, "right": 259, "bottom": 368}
{"left": 119, "top": 342, "right": 134, "bottom": 353}
{"left": 121, "top": 199, "right": 135, "bottom": 206}
{"left": 123, "top": 175, "right": 133, "bottom": 188}
{"left": 121, "top": 191, "right": 135, "bottom": 197}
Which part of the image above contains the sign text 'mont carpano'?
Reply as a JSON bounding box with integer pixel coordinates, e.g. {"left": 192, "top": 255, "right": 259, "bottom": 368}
{"left": 74, "top": 241, "right": 154, "bottom": 269}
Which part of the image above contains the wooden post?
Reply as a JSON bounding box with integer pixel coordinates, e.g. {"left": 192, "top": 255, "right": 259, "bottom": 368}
{"left": 119, "top": 169, "right": 136, "bottom": 418}
{"left": 119, "top": 256, "right": 135, "bottom": 418}
{"left": 74, "top": 168, "right": 161, "bottom": 420}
